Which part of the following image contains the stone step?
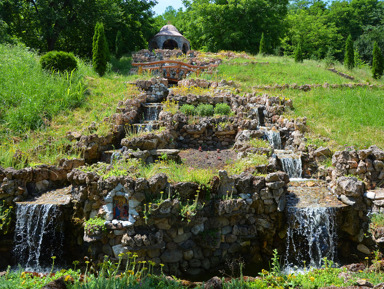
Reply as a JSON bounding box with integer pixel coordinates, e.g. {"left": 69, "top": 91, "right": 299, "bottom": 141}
{"left": 17, "top": 186, "right": 72, "bottom": 205}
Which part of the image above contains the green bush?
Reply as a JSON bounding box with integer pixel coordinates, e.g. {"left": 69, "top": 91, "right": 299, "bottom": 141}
{"left": 92, "top": 22, "right": 108, "bottom": 76}
{"left": 40, "top": 51, "right": 77, "bottom": 73}
{"left": 195, "top": 103, "right": 214, "bottom": 116}
{"left": 344, "top": 35, "right": 355, "bottom": 70}
{"left": 372, "top": 41, "right": 384, "bottom": 79}
{"left": 214, "top": 103, "right": 231, "bottom": 115}
{"left": 294, "top": 42, "right": 303, "bottom": 63}
{"left": 180, "top": 104, "right": 195, "bottom": 115}
{"left": 259, "top": 32, "right": 266, "bottom": 55}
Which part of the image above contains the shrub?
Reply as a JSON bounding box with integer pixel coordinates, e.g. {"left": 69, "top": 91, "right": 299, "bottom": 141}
{"left": 195, "top": 103, "right": 214, "bottom": 116}
{"left": 92, "top": 22, "right": 108, "bottom": 76}
{"left": 115, "top": 30, "right": 123, "bottom": 60}
{"left": 294, "top": 42, "right": 303, "bottom": 63}
{"left": 214, "top": 103, "right": 231, "bottom": 115}
{"left": 259, "top": 32, "right": 266, "bottom": 55}
{"left": 40, "top": 51, "right": 77, "bottom": 73}
{"left": 180, "top": 104, "right": 195, "bottom": 115}
{"left": 344, "top": 35, "right": 354, "bottom": 70}
{"left": 372, "top": 41, "right": 384, "bottom": 79}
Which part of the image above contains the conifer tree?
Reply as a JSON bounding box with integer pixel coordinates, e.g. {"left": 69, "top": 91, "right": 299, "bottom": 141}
{"left": 115, "top": 30, "right": 123, "bottom": 60}
{"left": 92, "top": 22, "right": 108, "bottom": 76}
{"left": 294, "top": 42, "right": 303, "bottom": 63}
{"left": 344, "top": 35, "right": 354, "bottom": 70}
{"left": 259, "top": 32, "right": 266, "bottom": 55}
{"left": 372, "top": 41, "right": 384, "bottom": 79}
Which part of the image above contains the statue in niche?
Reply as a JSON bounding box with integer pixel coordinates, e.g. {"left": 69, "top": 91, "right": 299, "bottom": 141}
{"left": 113, "top": 196, "right": 129, "bottom": 220}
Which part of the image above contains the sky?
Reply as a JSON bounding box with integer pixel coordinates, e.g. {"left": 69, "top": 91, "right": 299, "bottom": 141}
{"left": 153, "top": 0, "right": 185, "bottom": 15}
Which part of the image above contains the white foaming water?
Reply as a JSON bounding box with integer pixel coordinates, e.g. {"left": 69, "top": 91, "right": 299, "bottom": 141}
{"left": 13, "top": 203, "right": 64, "bottom": 271}
{"left": 281, "top": 157, "right": 302, "bottom": 178}
{"left": 284, "top": 207, "right": 337, "bottom": 270}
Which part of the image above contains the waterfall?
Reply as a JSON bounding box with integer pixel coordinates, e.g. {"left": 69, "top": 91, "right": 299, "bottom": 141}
{"left": 143, "top": 104, "right": 161, "bottom": 121}
{"left": 285, "top": 207, "right": 337, "bottom": 269}
{"left": 264, "top": 130, "right": 282, "bottom": 149}
{"left": 140, "top": 103, "right": 162, "bottom": 132}
{"left": 13, "top": 203, "right": 64, "bottom": 271}
{"left": 281, "top": 157, "right": 302, "bottom": 179}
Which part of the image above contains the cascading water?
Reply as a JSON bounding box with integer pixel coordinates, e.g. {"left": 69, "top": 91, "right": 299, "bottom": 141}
{"left": 264, "top": 130, "right": 282, "bottom": 149}
{"left": 281, "top": 157, "right": 302, "bottom": 179}
{"left": 139, "top": 103, "right": 162, "bottom": 132}
{"left": 285, "top": 207, "right": 337, "bottom": 269}
{"left": 13, "top": 203, "right": 64, "bottom": 271}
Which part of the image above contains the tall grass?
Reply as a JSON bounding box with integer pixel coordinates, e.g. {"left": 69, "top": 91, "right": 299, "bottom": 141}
{"left": 206, "top": 54, "right": 383, "bottom": 88}
{"left": 0, "top": 44, "right": 90, "bottom": 132}
{"left": 282, "top": 87, "right": 384, "bottom": 149}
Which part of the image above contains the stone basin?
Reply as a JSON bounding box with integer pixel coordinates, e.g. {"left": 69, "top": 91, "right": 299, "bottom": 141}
{"left": 287, "top": 179, "right": 346, "bottom": 208}
{"left": 17, "top": 186, "right": 72, "bottom": 205}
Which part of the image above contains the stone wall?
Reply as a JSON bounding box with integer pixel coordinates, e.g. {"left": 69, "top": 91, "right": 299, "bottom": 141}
{"left": 68, "top": 170, "right": 289, "bottom": 276}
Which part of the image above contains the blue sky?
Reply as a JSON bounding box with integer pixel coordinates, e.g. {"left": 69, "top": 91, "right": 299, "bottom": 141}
{"left": 153, "top": 0, "right": 185, "bottom": 15}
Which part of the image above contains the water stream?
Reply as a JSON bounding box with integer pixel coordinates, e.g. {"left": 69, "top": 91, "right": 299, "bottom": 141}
{"left": 274, "top": 150, "right": 302, "bottom": 178}
{"left": 138, "top": 103, "right": 162, "bottom": 132}
{"left": 13, "top": 203, "right": 64, "bottom": 271}
{"left": 284, "top": 207, "right": 337, "bottom": 270}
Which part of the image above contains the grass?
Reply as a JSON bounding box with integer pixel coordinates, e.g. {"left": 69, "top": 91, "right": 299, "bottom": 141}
{"left": 198, "top": 54, "right": 383, "bottom": 92}
{"left": 0, "top": 44, "right": 90, "bottom": 132}
{"left": 0, "top": 45, "right": 142, "bottom": 168}
{"left": 281, "top": 86, "right": 384, "bottom": 149}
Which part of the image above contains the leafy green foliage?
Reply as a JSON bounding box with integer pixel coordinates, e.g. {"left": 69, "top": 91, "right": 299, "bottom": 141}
{"left": 40, "top": 51, "right": 78, "bottom": 73}
{"left": 176, "top": 0, "right": 288, "bottom": 53}
{"left": 344, "top": 35, "right": 355, "bottom": 70}
{"left": 180, "top": 104, "right": 196, "bottom": 115}
{"left": 0, "top": 201, "right": 13, "bottom": 235}
{"left": 84, "top": 216, "right": 107, "bottom": 235}
{"left": 93, "top": 22, "right": 108, "bottom": 77}
{"left": 0, "top": 0, "right": 156, "bottom": 57}
{"left": 214, "top": 103, "right": 231, "bottom": 115}
{"left": 372, "top": 41, "right": 384, "bottom": 79}
{"left": 195, "top": 104, "right": 214, "bottom": 117}
{"left": 294, "top": 41, "right": 303, "bottom": 63}
{"left": 115, "top": 30, "right": 123, "bottom": 60}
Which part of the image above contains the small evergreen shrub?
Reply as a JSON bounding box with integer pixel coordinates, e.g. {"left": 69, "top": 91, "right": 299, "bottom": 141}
{"left": 214, "top": 103, "right": 231, "bottom": 115}
{"left": 180, "top": 104, "right": 195, "bottom": 115}
{"left": 115, "top": 30, "right": 123, "bottom": 60}
{"left": 259, "top": 32, "right": 266, "bottom": 55}
{"left": 93, "top": 22, "right": 108, "bottom": 76}
{"left": 195, "top": 104, "right": 214, "bottom": 116}
{"left": 294, "top": 42, "right": 303, "bottom": 63}
{"left": 40, "top": 51, "right": 77, "bottom": 73}
{"left": 344, "top": 35, "right": 355, "bottom": 70}
{"left": 372, "top": 41, "right": 384, "bottom": 79}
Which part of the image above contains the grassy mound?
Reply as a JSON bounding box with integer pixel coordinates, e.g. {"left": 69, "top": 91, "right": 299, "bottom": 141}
{"left": 0, "top": 45, "right": 142, "bottom": 168}
{"left": 0, "top": 44, "right": 89, "bottom": 132}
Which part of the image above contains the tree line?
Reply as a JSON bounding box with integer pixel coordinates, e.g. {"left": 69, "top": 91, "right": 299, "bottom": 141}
{"left": 0, "top": 0, "right": 383, "bottom": 77}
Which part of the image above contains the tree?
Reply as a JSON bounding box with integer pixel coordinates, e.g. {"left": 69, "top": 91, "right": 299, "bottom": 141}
{"left": 372, "top": 41, "right": 384, "bottom": 79}
{"left": 178, "top": 0, "right": 288, "bottom": 53}
{"left": 93, "top": 22, "right": 108, "bottom": 76}
{"left": 294, "top": 41, "right": 303, "bottom": 63}
{"left": 259, "top": 32, "right": 266, "bottom": 55}
{"left": 115, "top": 30, "right": 123, "bottom": 59}
{"left": 344, "top": 35, "right": 355, "bottom": 69}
